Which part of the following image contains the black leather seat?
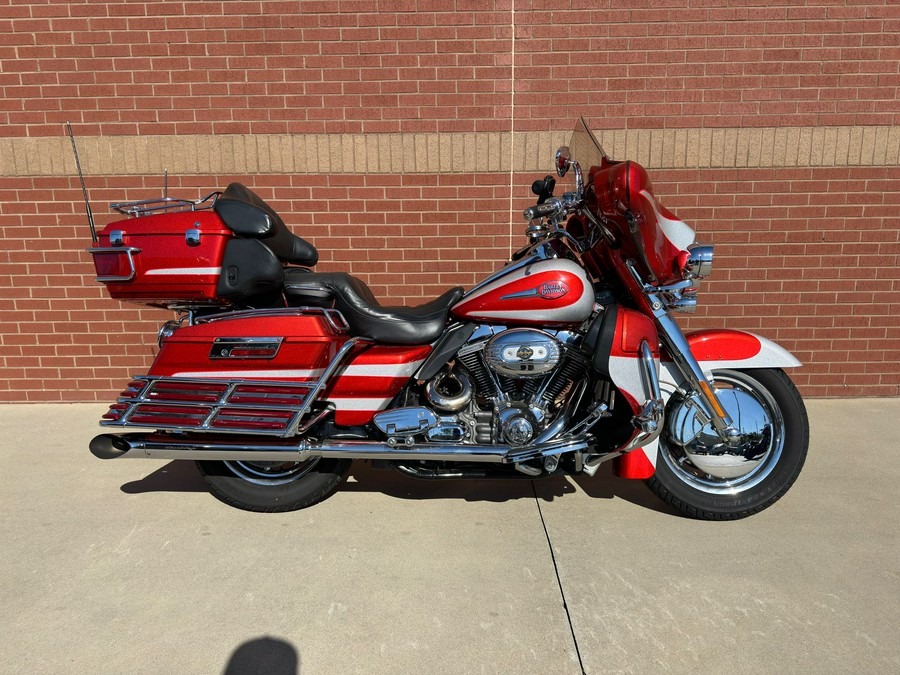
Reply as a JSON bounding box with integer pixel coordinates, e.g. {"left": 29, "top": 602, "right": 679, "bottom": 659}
{"left": 284, "top": 269, "right": 464, "bottom": 345}
{"left": 214, "top": 183, "right": 319, "bottom": 266}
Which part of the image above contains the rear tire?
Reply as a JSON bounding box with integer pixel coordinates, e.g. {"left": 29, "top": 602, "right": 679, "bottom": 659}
{"left": 196, "top": 457, "right": 351, "bottom": 512}
{"left": 646, "top": 368, "right": 808, "bottom": 520}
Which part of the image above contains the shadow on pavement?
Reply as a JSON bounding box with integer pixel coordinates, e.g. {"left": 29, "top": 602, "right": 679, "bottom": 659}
{"left": 118, "top": 458, "right": 677, "bottom": 515}
{"left": 342, "top": 460, "right": 678, "bottom": 514}
{"left": 223, "top": 636, "right": 299, "bottom": 675}
{"left": 339, "top": 460, "right": 569, "bottom": 502}
{"left": 568, "top": 462, "right": 680, "bottom": 516}
{"left": 120, "top": 460, "right": 208, "bottom": 494}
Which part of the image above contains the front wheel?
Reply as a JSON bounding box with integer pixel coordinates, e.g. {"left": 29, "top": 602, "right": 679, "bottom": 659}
{"left": 646, "top": 368, "right": 808, "bottom": 520}
{"left": 196, "top": 457, "right": 352, "bottom": 512}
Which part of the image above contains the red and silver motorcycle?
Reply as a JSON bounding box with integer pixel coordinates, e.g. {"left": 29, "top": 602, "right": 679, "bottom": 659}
{"left": 84, "top": 118, "right": 808, "bottom": 519}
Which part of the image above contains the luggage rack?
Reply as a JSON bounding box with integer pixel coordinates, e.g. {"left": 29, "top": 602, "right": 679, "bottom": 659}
{"left": 100, "top": 336, "right": 368, "bottom": 437}
{"left": 111, "top": 191, "right": 221, "bottom": 217}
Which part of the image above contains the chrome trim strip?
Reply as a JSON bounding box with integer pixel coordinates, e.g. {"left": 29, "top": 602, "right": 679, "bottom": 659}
{"left": 170, "top": 368, "right": 323, "bottom": 378}
{"left": 145, "top": 267, "right": 222, "bottom": 276}
{"left": 209, "top": 336, "right": 284, "bottom": 361}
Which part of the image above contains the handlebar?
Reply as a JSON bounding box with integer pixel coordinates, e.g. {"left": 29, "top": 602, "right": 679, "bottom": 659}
{"left": 523, "top": 192, "right": 584, "bottom": 222}
{"left": 523, "top": 202, "right": 561, "bottom": 221}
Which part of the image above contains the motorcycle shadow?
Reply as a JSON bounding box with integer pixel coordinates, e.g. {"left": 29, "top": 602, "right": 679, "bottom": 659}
{"left": 120, "top": 460, "right": 674, "bottom": 514}
{"left": 120, "top": 460, "right": 209, "bottom": 494}
{"left": 341, "top": 461, "right": 675, "bottom": 514}
{"left": 339, "top": 461, "right": 569, "bottom": 503}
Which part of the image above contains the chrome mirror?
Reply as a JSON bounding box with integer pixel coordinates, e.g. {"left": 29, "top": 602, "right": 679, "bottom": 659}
{"left": 556, "top": 146, "right": 571, "bottom": 178}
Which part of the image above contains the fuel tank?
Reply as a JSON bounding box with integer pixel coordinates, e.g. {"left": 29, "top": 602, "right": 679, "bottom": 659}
{"left": 450, "top": 258, "right": 594, "bottom": 326}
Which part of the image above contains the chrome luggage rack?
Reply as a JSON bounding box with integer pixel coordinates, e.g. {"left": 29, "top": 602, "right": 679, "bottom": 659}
{"left": 100, "top": 336, "right": 368, "bottom": 438}
{"left": 195, "top": 306, "right": 350, "bottom": 333}
{"left": 110, "top": 191, "right": 221, "bottom": 217}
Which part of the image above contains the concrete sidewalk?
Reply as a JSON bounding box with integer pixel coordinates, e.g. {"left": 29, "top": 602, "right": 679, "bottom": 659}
{"left": 0, "top": 399, "right": 897, "bottom": 674}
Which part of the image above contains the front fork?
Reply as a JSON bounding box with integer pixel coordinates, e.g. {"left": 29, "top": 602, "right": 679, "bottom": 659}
{"left": 655, "top": 311, "right": 741, "bottom": 443}
{"left": 626, "top": 262, "right": 741, "bottom": 445}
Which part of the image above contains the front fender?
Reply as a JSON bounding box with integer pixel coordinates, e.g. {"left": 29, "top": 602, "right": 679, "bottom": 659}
{"left": 680, "top": 329, "right": 801, "bottom": 372}
{"left": 615, "top": 330, "right": 800, "bottom": 478}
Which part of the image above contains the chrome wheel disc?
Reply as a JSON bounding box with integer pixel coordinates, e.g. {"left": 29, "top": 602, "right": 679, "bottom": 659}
{"left": 223, "top": 457, "right": 321, "bottom": 486}
{"left": 660, "top": 371, "right": 785, "bottom": 495}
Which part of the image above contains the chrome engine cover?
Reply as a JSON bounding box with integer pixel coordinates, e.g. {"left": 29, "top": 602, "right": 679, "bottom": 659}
{"left": 484, "top": 328, "right": 561, "bottom": 379}
{"left": 373, "top": 407, "right": 439, "bottom": 436}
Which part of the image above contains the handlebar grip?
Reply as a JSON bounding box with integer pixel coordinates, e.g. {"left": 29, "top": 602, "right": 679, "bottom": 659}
{"left": 523, "top": 202, "right": 560, "bottom": 220}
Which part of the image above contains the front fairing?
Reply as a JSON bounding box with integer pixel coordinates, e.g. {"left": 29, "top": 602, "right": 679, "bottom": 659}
{"left": 564, "top": 117, "right": 697, "bottom": 286}
{"left": 586, "top": 159, "right": 696, "bottom": 285}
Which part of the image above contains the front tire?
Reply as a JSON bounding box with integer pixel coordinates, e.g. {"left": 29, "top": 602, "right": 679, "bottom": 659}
{"left": 196, "top": 457, "right": 351, "bottom": 512}
{"left": 647, "top": 368, "right": 808, "bottom": 520}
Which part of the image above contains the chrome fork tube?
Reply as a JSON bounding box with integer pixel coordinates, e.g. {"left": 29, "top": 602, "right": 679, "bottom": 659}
{"left": 624, "top": 260, "right": 739, "bottom": 442}
{"left": 654, "top": 309, "right": 739, "bottom": 440}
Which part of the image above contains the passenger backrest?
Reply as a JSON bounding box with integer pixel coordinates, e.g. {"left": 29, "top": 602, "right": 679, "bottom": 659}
{"left": 214, "top": 183, "right": 319, "bottom": 267}
{"left": 216, "top": 238, "right": 285, "bottom": 303}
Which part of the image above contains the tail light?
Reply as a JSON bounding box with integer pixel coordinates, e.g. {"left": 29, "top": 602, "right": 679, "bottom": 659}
{"left": 87, "top": 246, "right": 141, "bottom": 282}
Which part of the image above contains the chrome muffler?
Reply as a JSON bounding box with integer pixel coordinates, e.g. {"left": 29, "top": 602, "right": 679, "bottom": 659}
{"left": 89, "top": 433, "right": 589, "bottom": 464}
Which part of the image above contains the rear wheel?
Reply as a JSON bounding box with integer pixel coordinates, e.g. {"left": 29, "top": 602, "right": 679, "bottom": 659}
{"left": 196, "top": 457, "right": 351, "bottom": 512}
{"left": 646, "top": 368, "right": 808, "bottom": 520}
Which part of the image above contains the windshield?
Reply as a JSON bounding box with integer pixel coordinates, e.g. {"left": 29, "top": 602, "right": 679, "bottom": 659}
{"left": 568, "top": 116, "right": 608, "bottom": 171}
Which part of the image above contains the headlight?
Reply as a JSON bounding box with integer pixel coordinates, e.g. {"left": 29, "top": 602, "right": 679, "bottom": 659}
{"left": 684, "top": 244, "right": 714, "bottom": 279}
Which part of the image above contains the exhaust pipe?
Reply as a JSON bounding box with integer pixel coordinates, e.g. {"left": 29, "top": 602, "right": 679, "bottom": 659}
{"left": 89, "top": 433, "right": 306, "bottom": 462}
{"left": 89, "top": 433, "right": 589, "bottom": 464}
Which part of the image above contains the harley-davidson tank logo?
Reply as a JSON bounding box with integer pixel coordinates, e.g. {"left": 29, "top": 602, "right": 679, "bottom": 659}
{"left": 537, "top": 281, "right": 569, "bottom": 300}
{"left": 500, "top": 280, "right": 571, "bottom": 302}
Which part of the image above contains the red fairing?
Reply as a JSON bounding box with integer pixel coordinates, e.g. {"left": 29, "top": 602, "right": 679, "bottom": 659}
{"left": 614, "top": 450, "right": 656, "bottom": 480}
{"left": 589, "top": 159, "right": 693, "bottom": 286}
{"left": 325, "top": 344, "right": 432, "bottom": 425}
{"left": 90, "top": 211, "right": 233, "bottom": 306}
{"left": 608, "top": 309, "right": 661, "bottom": 481}
{"left": 610, "top": 307, "right": 659, "bottom": 359}
{"left": 605, "top": 307, "right": 659, "bottom": 418}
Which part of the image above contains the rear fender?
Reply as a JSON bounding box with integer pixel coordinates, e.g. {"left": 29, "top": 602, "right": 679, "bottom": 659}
{"left": 616, "top": 330, "right": 801, "bottom": 478}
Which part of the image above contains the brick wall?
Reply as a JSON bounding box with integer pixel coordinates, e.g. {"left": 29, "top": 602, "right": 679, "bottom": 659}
{"left": 1, "top": 0, "right": 898, "bottom": 401}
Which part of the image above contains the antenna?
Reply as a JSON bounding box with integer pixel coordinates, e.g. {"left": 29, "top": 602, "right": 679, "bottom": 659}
{"left": 66, "top": 121, "right": 98, "bottom": 244}
{"left": 163, "top": 168, "right": 168, "bottom": 200}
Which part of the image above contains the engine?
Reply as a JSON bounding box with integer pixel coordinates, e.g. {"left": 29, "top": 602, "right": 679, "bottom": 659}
{"left": 372, "top": 326, "right": 591, "bottom": 447}
{"left": 442, "top": 327, "right": 588, "bottom": 446}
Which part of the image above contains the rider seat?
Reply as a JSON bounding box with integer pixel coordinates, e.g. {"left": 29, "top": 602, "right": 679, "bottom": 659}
{"left": 284, "top": 269, "right": 463, "bottom": 345}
